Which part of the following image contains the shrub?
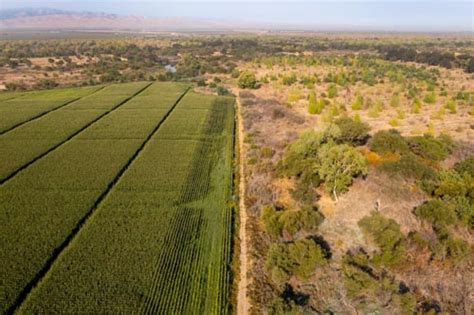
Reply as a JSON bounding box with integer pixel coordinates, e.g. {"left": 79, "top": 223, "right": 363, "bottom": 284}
{"left": 260, "top": 205, "right": 324, "bottom": 238}
{"left": 444, "top": 98, "right": 457, "bottom": 114}
{"left": 238, "top": 71, "right": 258, "bottom": 89}
{"left": 216, "top": 86, "right": 231, "bottom": 96}
{"left": 277, "top": 131, "right": 323, "bottom": 177}
{"left": 327, "top": 83, "right": 338, "bottom": 98}
{"left": 379, "top": 153, "right": 436, "bottom": 181}
{"left": 423, "top": 92, "right": 436, "bottom": 104}
{"left": 268, "top": 298, "right": 304, "bottom": 315}
{"left": 290, "top": 173, "right": 321, "bottom": 205}
{"left": 390, "top": 93, "right": 400, "bottom": 107}
{"left": 388, "top": 118, "right": 399, "bottom": 127}
{"left": 454, "top": 156, "right": 474, "bottom": 176}
{"left": 407, "top": 135, "right": 450, "bottom": 161}
{"left": 265, "top": 239, "right": 327, "bottom": 282}
{"left": 282, "top": 73, "right": 297, "bottom": 86}
{"left": 342, "top": 250, "right": 384, "bottom": 299}
{"left": 230, "top": 69, "right": 240, "bottom": 78}
{"left": 369, "top": 130, "right": 409, "bottom": 155}
{"left": 415, "top": 199, "right": 457, "bottom": 227}
{"left": 358, "top": 212, "right": 407, "bottom": 267}
{"left": 434, "top": 170, "right": 473, "bottom": 199}
{"left": 351, "top": 95, "right": 364, "bottom": 110}
{"left": 411, "top": 98, "right": 422, "bottom": 113}
{"left": 333, "top": 116, "right": 370, "bottom": 145}
{"left": 307, "top": 93, "right": 318, "bottom": 114}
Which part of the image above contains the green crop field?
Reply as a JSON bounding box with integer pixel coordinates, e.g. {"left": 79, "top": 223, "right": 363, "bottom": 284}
{"left": 0, "top": 82, "right": 235, "bottom": 314}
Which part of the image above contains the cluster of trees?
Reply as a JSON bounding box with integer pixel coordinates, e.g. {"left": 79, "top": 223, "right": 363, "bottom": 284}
{"left": 278, "top": 117, "right": 369, "bottom": 201}
{"left": 382, "top": 46, "right": 474, "bottom": 73}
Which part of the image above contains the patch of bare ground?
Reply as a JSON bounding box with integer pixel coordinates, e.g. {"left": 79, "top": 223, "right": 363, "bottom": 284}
{"left": 319, "top": 171, "right": 426, "bottom": 258}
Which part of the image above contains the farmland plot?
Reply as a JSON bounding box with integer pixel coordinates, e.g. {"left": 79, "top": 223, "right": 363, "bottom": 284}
{"left": 0, "top": 82, "right": 151, "bottom": 182}
{"left": 16, "top": 91, "right": 236, "bottom": 314}
{"left": 0, "top": 82, "right": 190, "bottom": 313}
{"left": 0, "top": 85, "right": 101, "bottom": 133}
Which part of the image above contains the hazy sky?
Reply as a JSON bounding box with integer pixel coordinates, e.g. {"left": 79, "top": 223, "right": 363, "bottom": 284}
{"left": 1, "top": 0, "right": 473, "bottom": 31}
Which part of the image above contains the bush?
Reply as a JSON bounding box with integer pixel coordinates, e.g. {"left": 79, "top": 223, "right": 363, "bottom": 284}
{"left": 290, "top": 173, "right": 321, "bottom": 205}
{"left": 454, "top": 156, "right": 474, "bottom": 176}
{"left": 238, "top": 71, "right": 258, "bottom": 89}
{"left": 358, "top": 212, "right": 407, "bottom": 267}
{"left": 260, "top": 205, "right": 324, "bottom": 238}
{"left": 414, "top": 199, "right": 457, "bottom": 227}
{"left": 277, "top": 131, "right": 324, "bottom": 177}
{"left": 390, "top": 93, "right": 400, "bottom": 107}
{"left": 379, "top": 153, "right": 436, "bottom": 181}
{"left": 327, "top": 83, "right": 338, "bottom": 98}
{"left": 333, "top": 117, "right": 370, "bottom": 145}
{"left": 268, "top": 297, "right": 304, "bottom": 315}
{"left": 307, "top": 93, "right": 318, "bottom": 114}
{"left": 216, "top": 86, "right": 231, "bottom": 96}
{"left": 423, "top": 92, "right": 436, "bottom": 104}
{"left": 342, "top": 250, "right": 386, "bottom": 299}
{"left": 351, "top": 95, "right": 364, "bottom": 110}
{"left": 265, "top": 238, "right": 327, "bottom": 282}
{"left": 407, "top": 135, "right": 450, "bottom": 161}
{"left": 369, "top": 129, "right": 409, "bottom": 155}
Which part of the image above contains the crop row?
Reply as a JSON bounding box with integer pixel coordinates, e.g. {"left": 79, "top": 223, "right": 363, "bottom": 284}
{"left": 17, "top": 91, "right": 235, "bottom": 314}
{"left": 0, "top": 82, "right": 189, "bottom": 313}
{"left": 0, "top": 82, "right": 151, "bottom": 181}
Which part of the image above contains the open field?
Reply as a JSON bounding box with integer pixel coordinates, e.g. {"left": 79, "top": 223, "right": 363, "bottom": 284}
{"left": 0, "top": 82, "right": 235, "bottom": 313}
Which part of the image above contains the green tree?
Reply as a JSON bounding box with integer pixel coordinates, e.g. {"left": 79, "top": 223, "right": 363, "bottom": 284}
{"left": 317, "top": 143, "right": 368, "bottom": 200}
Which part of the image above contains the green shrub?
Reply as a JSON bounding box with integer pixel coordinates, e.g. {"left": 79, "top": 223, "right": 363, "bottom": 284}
{"left": 265, "top": 239, "right": 327, "bottom": 282}
{"left": 415, "top": 199, "right": 457, "bottom": 227}
{"left": 394, "top": 292, "right": 417, "bottom": 315}
{"left": 411, "top": 98, "right": 422, "bottom": 113}
{"left": 454, "top": 156, "right": 474, "bottom": 176}
{"left": 290, "top": 173, "right": 321, "bottom": 205}
{"left": 238, "top": 71, "right": 258, "bottom": 89}
{"left": 379, "top": 153, "right": 437, "bottom": 181}
{"left": 260, "top": 205, "right": 324, "bottom": 238}
{"left": 307, "top": 93, "right": 318, "bottom": 114}
{"left": 333, "top": 117, "right": 370, "bottom": 145}
{"left": 407, "top": 135, "right": 450, "bottom": 161}
{"left": 277, "top": 131, "right": 324, "bottom": 177}
{"left": 282, "top": 74, "right": 297, "bottom": 86}
{"left": 358, "top": 212, "right": 407, "bottom": 267}
{"left": 351, "top": 94, "right": 364, "bottom": 110}
{"left": 423, "top": 91, "right": 436, "bottom": 104}
{"left": 369, "top": 129, "right": 409, "bottom": 155}
{"left": 434, "top": 170, "right": 473, "bottom": 199}
{"left": 327, "top": 83, "right": 338, "bottom": 98}
{"left": 444, "top": 98, "right": 457, "bottom": 114}
{"left": 390, "top": 93, "right": 400, "bottom": 107}
{"left": 342, "top": 250, "right": 385, "bottom": 299}
{"left": 268, "top": 297, "right": 304, "bottom": 315}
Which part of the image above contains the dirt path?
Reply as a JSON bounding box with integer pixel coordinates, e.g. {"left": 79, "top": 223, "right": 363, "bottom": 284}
{"left": 236, "top": 96, "right": 251, "bottom": 315}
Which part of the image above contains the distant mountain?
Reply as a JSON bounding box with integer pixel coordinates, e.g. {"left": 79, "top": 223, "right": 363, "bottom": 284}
{"left": 0, "top": 8, "right": 76, "bottom": 20}
{"left": 0, "top": 7, "right": 239, "bottom": 31}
